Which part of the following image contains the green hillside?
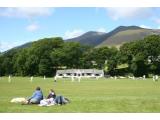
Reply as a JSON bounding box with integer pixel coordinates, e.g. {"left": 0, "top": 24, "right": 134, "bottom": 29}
{"left": 98, "top": 29, "right": 160, "bottom": 47}
{"left": 66, "top": 26, "right": 160, "bottom": 47}
{"left": 5, "top": 26, "right": 160, "bottom": 52}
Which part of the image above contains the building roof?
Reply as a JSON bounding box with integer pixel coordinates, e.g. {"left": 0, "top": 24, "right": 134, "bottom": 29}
{"left": 56, "top": 69, "right": 104, "bottom": 74}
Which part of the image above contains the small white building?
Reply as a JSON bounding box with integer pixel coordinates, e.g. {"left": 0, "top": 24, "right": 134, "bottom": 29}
{"left": 54, "top": 69, "right": 104, "bottom": 81}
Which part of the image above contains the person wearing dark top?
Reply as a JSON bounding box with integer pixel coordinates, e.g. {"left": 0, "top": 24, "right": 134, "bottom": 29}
{"left": 38, "top": 89, "right": 70, "bottom": 106}
{"left": 46, "top": 89, "right": 70, "bottom": 105}
{"left": 38, "top": 89, "right": 56, "bottom": 106}
{"left": 47, "top": 89, "right": 56, "bottom": 99}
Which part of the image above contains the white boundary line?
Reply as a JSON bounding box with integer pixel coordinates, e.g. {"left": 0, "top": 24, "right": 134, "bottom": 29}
{"left": 0, "top": 0, "right": 160, "bottom": 7}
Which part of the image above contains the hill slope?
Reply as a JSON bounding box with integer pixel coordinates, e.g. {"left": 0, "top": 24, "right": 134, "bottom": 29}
{"left": 66, "top": 26, "right": 160, "bottom": 47}
{"left": 66, "top": 31, "right": 107, "bottom": 46}
{"left": 4, "top": 26, "right": 160, "bottom": 52}
{"left": 98, "top": 28, "right": 160, "bottom": 47}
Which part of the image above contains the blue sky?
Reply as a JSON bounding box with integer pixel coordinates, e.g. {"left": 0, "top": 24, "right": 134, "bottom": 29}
{"left": 0, "top": 7, "right": 160, "bottom": 52}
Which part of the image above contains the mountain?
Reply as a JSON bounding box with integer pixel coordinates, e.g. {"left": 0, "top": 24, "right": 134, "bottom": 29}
{"left": 4, "top": 26, "right": 160, "bottom": 53}
{"left": 97, "top": 26, "right": 160, "bottom": 47}
{"left": 66, "top": 31, "right": 107, "bottom": 46}
{"left": 66, "top": 26, "right": 160, "bottom": 47}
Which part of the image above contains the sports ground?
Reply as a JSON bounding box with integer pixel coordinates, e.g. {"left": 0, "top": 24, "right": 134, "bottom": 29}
{"left": 0, "top": 77, "right": 160, "bottom": 112}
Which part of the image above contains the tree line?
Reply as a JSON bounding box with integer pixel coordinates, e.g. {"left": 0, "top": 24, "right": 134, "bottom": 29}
{"left": 0, "top": 35, "right": 160, "bottom": 77}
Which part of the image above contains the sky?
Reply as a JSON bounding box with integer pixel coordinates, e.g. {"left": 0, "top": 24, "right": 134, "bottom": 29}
{"left": 0, "top": 7, "right": 160, "bottom": 52}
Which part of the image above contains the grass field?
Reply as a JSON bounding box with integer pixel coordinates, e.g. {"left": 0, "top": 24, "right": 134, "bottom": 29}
{"left": 0, "top": 77, "right": 160, "bottom": 113}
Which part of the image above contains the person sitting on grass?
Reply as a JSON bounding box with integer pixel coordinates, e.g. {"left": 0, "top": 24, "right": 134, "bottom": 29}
{"left": 47, "top": 90, "right": 70, "bottom": 105}
{"left": 38, "top": 89, "right": 70, "bottom": 106}
{"left": 47, "top": 89, "right": 56, "bottom": 99}
{"left": 27, "top": 86, "right": 43, "bottom": 104}
{"left": 39, "top": 89, "right": 56, "bottom": 106}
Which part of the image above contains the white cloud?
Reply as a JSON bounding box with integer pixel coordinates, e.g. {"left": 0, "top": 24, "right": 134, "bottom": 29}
{"left": 139, "top": 25, "right": 151, "bottom": 29}
{"left": 26, "top": 23, "right": 39, "bottom": 32}
{"left": 97, "top": 27, "right": 107, "bottom": 33}
{"left": 0, "top": 8, "right": 53, "bottom": 33}
{"left": 106, "top": 7, "right": 153, "bottom": 20}
{"left": 64, "top": 29, "right": 85, "bottom": 39}
{"left": 0, "top": 7, "right": 54, "bottom": 19}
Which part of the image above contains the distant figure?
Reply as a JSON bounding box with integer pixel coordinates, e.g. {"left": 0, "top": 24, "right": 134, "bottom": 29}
{"left": 78, "top": 74, "right": 81, "bottom": 82}
{"left": 143, "top": 75, "right": 146, "bottom": 80}
{"left": 8, "top": 75, "right": 11, "bottom": 83}
{"left": 77, "top": 71, "right": 81, "bottom": 82}
{"left": 152, "top": 75, "right": 158, "bottom": 82}
{"left": 153, "top": 75, "right": 155, "bottom": 81}
{"left": 71, "top": 74, "right": 74, "bottom": 82}
{"left": 133, "top": 76, "right": 135, "bottom": 80}
{"left": 30, "top": 76, "right": 33, "bottom": 82}
{"left": 96, "top": 76, "right": 99, "bottom": 80}
{"left": 44, "top": 76, "right": 46, "bottom": 80}
{"left": 27, "top": 86, "right": 43, "bottom": 104}
{"left": 155, "top": 75, "right": 159, "bottom": 82}
{"left": 54, "top": 76, "right": 57, "bottom": 82}
{"left": 128, "top": 76, "right": 132, "bottom": 79}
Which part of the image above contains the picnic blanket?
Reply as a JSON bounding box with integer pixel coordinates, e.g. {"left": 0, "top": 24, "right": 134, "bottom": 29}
{"left": 10, "top": 97, "right": 27, "bottom": 103}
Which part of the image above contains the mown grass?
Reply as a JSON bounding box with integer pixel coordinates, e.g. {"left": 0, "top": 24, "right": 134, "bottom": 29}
{"left": 0, "top": 77, "right": 160, "bottom": 113}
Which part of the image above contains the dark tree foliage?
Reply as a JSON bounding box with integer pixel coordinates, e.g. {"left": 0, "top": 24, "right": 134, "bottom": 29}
{"left": 1, "top": 35, "right": 160, "bottom": 77}
{"left": 120, "top": 35, "right": 160, "bottom": 76}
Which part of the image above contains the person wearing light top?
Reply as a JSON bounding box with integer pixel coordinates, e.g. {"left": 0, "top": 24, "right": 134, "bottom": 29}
{"left": 39, "top": 89, "right": 56, "bottom": 106}
{"left": 39, "top": 89, "right": 70, "bottom": 106}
